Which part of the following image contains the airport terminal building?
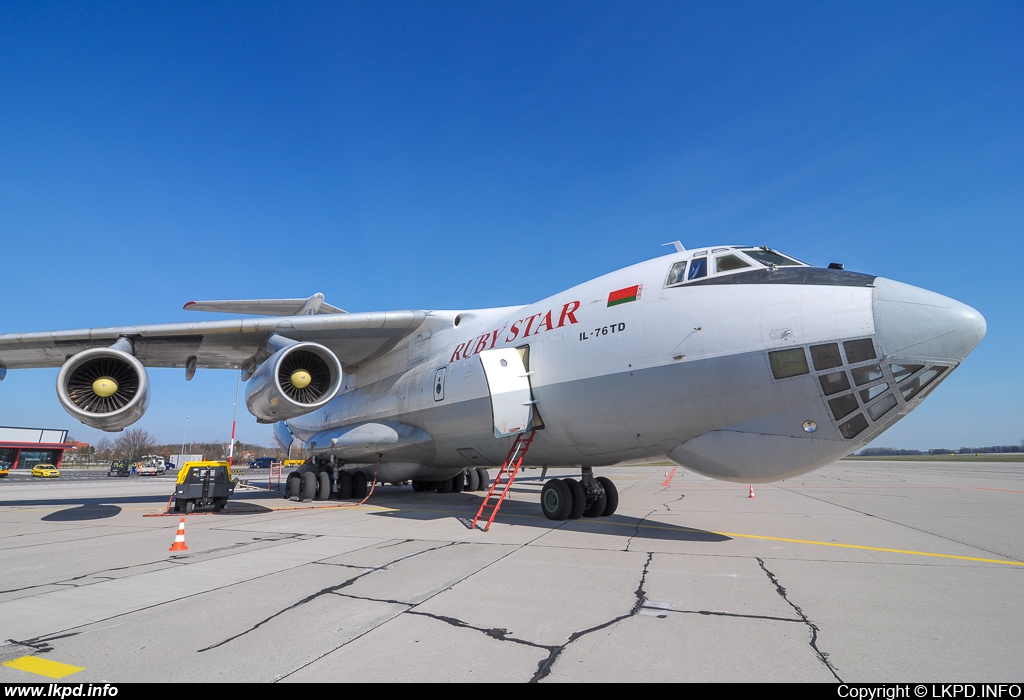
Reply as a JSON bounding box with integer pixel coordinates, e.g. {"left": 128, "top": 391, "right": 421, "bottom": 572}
{"left": 0, "top": 426, "right": 73, "bottom": 471}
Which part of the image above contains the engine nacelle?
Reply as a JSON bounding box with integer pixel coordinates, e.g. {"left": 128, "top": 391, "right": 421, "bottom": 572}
{"left": 56, "top": 347, "right": 150, "bottom": 431}
{"left": 245, "top": 342, "right": 342, "bottom": 422}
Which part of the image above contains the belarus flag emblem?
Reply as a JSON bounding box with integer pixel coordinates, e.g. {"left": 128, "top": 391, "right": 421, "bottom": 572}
{"left": 607, "top": 284, "right": 642, "bottom": 307}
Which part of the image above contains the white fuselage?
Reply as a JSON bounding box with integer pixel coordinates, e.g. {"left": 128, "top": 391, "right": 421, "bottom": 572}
{"left": 282, "top": 250, "right": 984, "bottom": 484}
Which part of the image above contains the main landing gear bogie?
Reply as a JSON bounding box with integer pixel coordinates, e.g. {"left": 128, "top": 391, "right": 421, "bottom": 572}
{"left": 411, "top": 468, "right": 490, "bottom": 495}
{"left": 284, "top": 463, "right": 369, "bottom": 503}
{"left": 540, "top": 469, "right": 618, "bottom": 522}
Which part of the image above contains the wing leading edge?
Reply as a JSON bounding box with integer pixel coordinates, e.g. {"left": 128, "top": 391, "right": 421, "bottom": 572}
{"left": 0, "top": 309, "right": 427, "bottom": 372}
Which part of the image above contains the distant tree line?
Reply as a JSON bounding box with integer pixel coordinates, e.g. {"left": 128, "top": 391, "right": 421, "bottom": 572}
{"left": 859, "top": 444, "right": 1024, "bottom": 456}
{"left": 64, "top": 428, "right": 287, "bottom": 464}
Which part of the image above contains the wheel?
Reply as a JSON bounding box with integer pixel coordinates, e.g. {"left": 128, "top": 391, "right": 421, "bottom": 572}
{"left": 451, "top": 472, "right": 465, "bottom": 493}
{"left": 465, "top": 468, "right": 480, "bottom": 492}
{"left": 301, "top": 472, "right": 317, "bottom": 502}
{"left": 476, "top": 468, "right": 489, "bottom": 490}
{"left": 337, "top": 471, "right": 353, "bottom": 499}
{"left": 540, "top": 479, "right": 572, "bottom": 521}
{"left": 596, "top": 476, "right": 618, "bottom": 517}
{"left": 583, "top": 489, "right": 607, "bottom": 517}
{"left": 566, "top": 479, "right": 586, "bottom": 520}
{"left": 286, "top": 471, "right": 301, "bottom": 500}
{"left": 213, "top": 498, "right": 226, "bottom": 512}
{"left": 316, "top": 471, "right": 331, "bottom": 500}
{"left": 412, "top": 479, "right": 426, "bottom": 492}
{"left": 185, "top": 500, "right": 195, "bottom": 514}
{"left": 352, "top": 471, "right": 368, "bottom": 499}
{"left": 437, "top": 477, "right": 453, "bottom": 493}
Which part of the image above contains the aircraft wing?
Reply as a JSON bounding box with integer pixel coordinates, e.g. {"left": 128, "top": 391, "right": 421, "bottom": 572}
{"left": 0, "top": 310, "right": 427, "bottom": 372}
{"left": 182, "top": 292, "right": 346, "bottom": 316}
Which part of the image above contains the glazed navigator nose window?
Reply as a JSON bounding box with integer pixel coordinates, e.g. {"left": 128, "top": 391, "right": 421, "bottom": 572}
{"left": 769, "top": 348, "right": 809, "bottom": 379}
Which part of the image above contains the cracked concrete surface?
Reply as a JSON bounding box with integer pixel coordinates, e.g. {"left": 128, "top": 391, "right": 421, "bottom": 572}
{"left": 1, "top": 461, "right": 1023, "bottom": 682}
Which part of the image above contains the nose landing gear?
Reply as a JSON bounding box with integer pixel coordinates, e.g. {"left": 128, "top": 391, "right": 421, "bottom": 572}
{"left": 540, "top": 467, "right": 618, "bottom": 521}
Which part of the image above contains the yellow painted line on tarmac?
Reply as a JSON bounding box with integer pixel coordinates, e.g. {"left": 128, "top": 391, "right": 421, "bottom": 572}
{"left": 2, "top": 656, "right": 84, "bottom": 679}
{"left": 649, "top": 524, "right": 1024, "bottom": 567}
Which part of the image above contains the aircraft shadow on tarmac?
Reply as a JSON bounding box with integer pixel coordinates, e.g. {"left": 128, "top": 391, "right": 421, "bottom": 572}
{"left": 353, "top": 484, "right": 730, "bottom": 544}
{"left": 3, "top": 493, "right": 280, "bottom": 520}
{"left": 43, "top": 502, "right": 123, "bottom": 521}
{"left": 368, "top": 497, "right": 729, "bottom": 540}
{"left": 0, "top": 494, "right": 166, "bottom": 522}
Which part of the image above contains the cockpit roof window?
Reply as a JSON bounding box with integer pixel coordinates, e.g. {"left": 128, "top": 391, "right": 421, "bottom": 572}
{"left": 742, "top": 247, "right": 804, "bottom": 266}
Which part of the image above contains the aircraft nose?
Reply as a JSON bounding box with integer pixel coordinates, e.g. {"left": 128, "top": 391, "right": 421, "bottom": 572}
{"left": 872, "top": 278, "right": 986, "bottom": 361}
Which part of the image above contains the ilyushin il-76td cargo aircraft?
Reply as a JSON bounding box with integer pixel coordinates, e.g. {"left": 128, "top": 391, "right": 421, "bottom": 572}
{"left": 0, "top": 244, "right": 985, "bottom": 523}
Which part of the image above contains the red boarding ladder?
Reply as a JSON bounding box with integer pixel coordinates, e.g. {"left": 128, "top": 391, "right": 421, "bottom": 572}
{"left": 471, "top": 430, "right": 536, "bottom": 532}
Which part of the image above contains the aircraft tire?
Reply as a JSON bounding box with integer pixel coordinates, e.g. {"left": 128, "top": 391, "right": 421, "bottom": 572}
{"left": 451, "top": 472, "right": 465, "bottom": 493}
{"left": 352, "top": 471, "right": 368, "bottom": 499}
{"left": 465, "top": 468, "right": 480, "bottom": 492}
{"left": 316, "top": 471, "right": 331, "bottom": 501}
{"left": 437, "top": 477, "right": 453, "bottom": 494}
{"left": 541, "top": 479, "right": 572, "bottom": 521}
{"left": 286, "top": 472, "right": 301, "bottom": 500}
{"left": 338, "top": 471, "right": 353, "bottom": 499}
{"left": 476, "top": 468, "right": 489, "bottom": 490}
{"left": 301, "top": 472, "right": 317, "bottom": 502}
{"left": 597, "top": 476, "right": 618, "bottom": 517}
{"left": 412, "top": 479, "right": 426, "bottom": 492}
{"left": 566, "top": 479, "right": 586, "bottom": 520}
{"left": 583, "top": 489, "right": 607, "bottom": 518}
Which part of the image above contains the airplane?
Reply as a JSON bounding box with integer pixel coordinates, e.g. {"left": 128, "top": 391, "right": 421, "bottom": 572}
{"left": 0, "top": 243, "right": 986, "bottom": 522}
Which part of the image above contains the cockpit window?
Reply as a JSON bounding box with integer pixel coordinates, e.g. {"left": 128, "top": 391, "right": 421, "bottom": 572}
{"left": 665, "top": 245, "right": 808, "bottom": 288}
{"left": 666, "top": 261, "right": 687, "bottom": 286}
{"left": 742, "top": 248, "right": 803, "bottom": 267}
{"left": 715, "top": 254, "right": 752, "bottom": 273}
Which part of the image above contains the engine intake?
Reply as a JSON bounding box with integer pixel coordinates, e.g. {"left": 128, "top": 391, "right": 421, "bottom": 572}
{"left": 245, "top": 342, "right": 342, "bottom": 422}
{"left": 56, "top": 346, "right": 150, "bottom": 431}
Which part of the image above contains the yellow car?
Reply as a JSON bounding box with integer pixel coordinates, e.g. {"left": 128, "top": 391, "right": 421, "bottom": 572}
{"left": 31, "top": 464, "right": 60, "bottom": 478}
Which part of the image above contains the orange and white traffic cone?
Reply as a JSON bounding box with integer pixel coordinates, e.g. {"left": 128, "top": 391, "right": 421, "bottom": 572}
{"left": 748, "top": 485, "right": 755, "bottom": 499}
{"left": 169, "top": 517, "right": 188, "bottom": 551}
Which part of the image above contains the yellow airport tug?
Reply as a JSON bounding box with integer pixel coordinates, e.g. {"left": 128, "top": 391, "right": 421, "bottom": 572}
{"left": 173, "top": 461, "right": 236, "bottom": 514}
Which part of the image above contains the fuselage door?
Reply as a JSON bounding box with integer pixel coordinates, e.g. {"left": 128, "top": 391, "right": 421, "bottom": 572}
{"left": 478, "top": 348, "right": 534, "bottom": 438}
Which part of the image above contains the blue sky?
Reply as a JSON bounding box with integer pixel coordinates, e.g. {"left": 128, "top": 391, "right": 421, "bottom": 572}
{"left": 1, "top": 1, "right": 1021, "bottom": 451}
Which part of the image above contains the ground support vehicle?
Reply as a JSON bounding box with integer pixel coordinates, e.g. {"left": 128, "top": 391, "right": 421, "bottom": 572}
{"left": 173, "top": 461, "right": 236, "bottom": 513}
{"left": 107, "top": 461, "right": 129, "bottom": 477}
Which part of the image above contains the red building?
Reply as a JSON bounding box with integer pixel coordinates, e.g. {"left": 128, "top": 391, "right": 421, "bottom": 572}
{"left": 0, "top": 426, "right": 74, "bottom": 471}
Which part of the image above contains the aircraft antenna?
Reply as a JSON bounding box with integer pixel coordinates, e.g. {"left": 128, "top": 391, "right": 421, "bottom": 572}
{"left": 662, "top": 241, "right": 686, "bottom": 253}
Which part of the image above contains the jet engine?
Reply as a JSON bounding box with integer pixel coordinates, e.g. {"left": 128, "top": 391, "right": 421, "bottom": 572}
{"left": 245, "top": 342, "right": 342, "bottom": 422}
{"left": 56, "top": 344, "right": 150, "bottom": 431}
